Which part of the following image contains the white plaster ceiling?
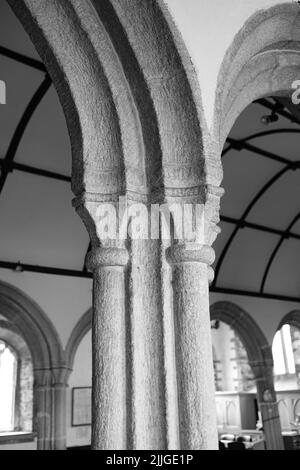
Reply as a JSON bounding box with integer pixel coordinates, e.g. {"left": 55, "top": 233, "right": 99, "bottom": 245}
{"left": 0, "top": 1, "right": 300, "bottom": 300}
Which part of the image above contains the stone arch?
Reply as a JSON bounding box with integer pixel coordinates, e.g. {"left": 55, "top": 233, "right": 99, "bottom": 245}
{"left": 214, "top": 2, "right": 300, "bottom": 150}
{"left": 210, "top": 301, "right": 283, "bottom": 450}
{"left": 0, "top": 281, "right": 64, "bottom": 370}
{"left": 211, "top": 301, "right": 273, "bottom": 368}
{"left": 65, "top": 308, "right": 92, "bottom": 372}
{"left": 0, "top": 280, "right": 66, "bottom": 449}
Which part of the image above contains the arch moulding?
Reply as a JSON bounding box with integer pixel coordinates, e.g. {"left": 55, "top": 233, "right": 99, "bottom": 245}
{"left": 210, "top": 301, "right": 284, "bottom": 450}
{"left": 65, "top": 308, "right": 92, "bottom": 371}
{"left": 210, "top": 301, "right": 273, "bottom": 369}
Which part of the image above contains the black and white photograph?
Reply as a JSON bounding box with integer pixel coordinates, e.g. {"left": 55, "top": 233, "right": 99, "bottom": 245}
{"left": 1, "top": 0, "right": 300, "bottom": 455}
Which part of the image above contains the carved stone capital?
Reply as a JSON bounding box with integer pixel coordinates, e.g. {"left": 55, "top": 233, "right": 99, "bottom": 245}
{"left": 52, "top": 367, "right": 71, "bottom": 386}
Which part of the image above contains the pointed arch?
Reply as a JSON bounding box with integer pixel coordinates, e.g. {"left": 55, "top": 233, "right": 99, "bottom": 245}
{"left": 210, "top": 301, "right": 272, "bottom": 367}
{"left": 0, "top": 281, "right": 64, "bottom": 369}
{"left": 210, "top": 301, "right": 283, "bottom": 450}
{"left": 0, "top": 281, "right": 65, "bottom": 449}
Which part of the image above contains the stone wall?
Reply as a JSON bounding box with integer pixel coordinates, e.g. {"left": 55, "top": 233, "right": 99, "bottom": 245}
{"left": 19, "top": 359, "right": 33, "bottom": 432}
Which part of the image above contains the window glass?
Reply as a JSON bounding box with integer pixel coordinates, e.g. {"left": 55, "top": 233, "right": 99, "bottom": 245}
{"left": 273, "top": 331, "right": 286, "bottom": 375}
{"left": 0, "top": 340, "right": 17, "bottom": 432}
{"left": 273, "top": 325, "right": 296, "bottom": 375}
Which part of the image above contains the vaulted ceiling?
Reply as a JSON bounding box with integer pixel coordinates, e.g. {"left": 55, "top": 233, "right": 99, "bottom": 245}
{"left": 213, "top": 100, "right": 300, "bottom": 301}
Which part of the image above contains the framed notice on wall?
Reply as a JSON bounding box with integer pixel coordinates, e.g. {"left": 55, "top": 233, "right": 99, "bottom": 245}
{"left": 71, "top": 387, "right": 92, "bottom": 427}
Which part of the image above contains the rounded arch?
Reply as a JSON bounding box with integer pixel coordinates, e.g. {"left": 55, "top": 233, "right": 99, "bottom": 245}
{"left": 214, "top": 2, "right": 300, "bottom": 149}
{"left": 0, "top": 319, "right": 31, "bottom": 359}
{"left": 65, "top": 308, "right": 92, "bottom": 371}
{"left": 6, "top": 0, "right": 140, "bottom": 205}
{"left": 210, "top": 301, "right": 273, "bottom": 368}
{"left": 0, "top": 280, "right": 64, "bottom": 370}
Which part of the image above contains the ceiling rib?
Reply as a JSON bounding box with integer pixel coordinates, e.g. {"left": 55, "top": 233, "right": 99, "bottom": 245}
{"left": 0, "top": 260, "right": 92, "bottom": 279}
{"left": 211, "top": 286, "right": 300, "bottom": 304}
{"left": 256, "top": 98, "right": 300, "bottom": 125}
{"left": 223, "top": 129, "right": 300, "bottom": 158}
{"left": 213, "top": 163, "right": 298, "bottom": 287}
{"left": 226, "top": 137, "right": 290, "bottom": 164}
{"left": 260, "top": 211, "right": 300, "bottom": 294}
{"left": 221, "top": 215, "right": 300, "bottom": 241}
{"left": 0, "top": 158, "right": 71, "bottom": 182}
{"left": 235, "top": 128, "right": 300, "bottom": 142}
{"left": 0, "top": 74, "right": 52, "bottom": 194}
{"left": 0, "top": 45, "right": 46, "bottom": 72}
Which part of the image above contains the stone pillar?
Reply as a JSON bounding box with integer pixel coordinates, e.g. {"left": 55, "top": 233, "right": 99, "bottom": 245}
{"left": 166, "top": 242, "right": 218, "bottom": 450}
{"left": 33, "top": 370, "right": 52, "bottom": 450}
{"left": 52, "top": 368, "right": 69, "bottom": 450}
{"left": 75, "top": 195, "right": 168, "bottom": 449}
{"left": 129, "top": 238, "right": 167, "bottom": 449}
{"left": 87, "top": 244, "right": 129, "bottom": 450}
{"left": 252, "top": 363, "right": 284, "bottom": 450}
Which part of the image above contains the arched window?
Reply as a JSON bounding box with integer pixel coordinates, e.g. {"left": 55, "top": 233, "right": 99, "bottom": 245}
{"left": 0, "top": 325, "right": 34, "bottom": 435}
{"left": 0, "top": 340, "right": 17, "bottom": 432}
{"left": 272, "top": 325, "right": 296, "bottom": 376}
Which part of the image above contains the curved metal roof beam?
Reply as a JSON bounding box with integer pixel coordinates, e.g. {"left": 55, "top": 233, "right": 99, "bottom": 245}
{"left": 256, "top": 98, "right": 300, "bottom": 125}
{"left": 0, "top": 74, "right": 51, "bottom": 194}
{"left": 223, "top": 137, "right": 290, "bottom": 164}
{"left": 213, "top": 163, "right": 298, "bottom": 287}
{"left": 0, "top": 45, "right": 46, "bottom": 72}
{"left": 260, "top": 211, "right": 300, "bottom": 294}
{"left": 222, "top": 129, "right": 300, "bottom": 158}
